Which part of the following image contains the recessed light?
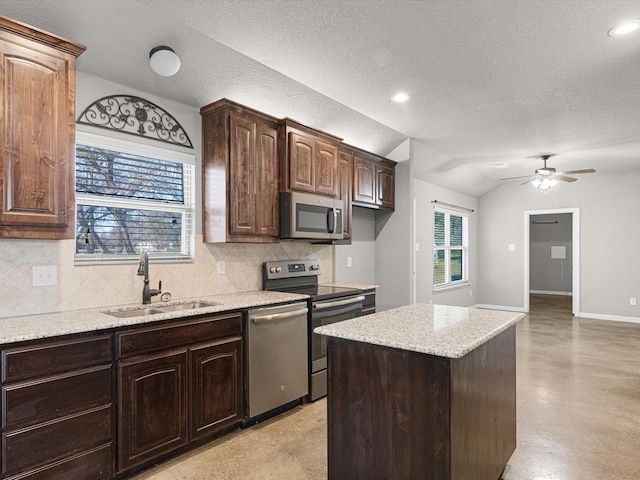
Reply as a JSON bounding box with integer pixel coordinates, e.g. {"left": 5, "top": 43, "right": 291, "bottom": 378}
{"left": 391, "top": 92, "right": 411, "bottom": 103}
{"left": 491, "top": 163, "right": 509, "bottom": 169}
{"left": 608, "top": 21, "right": 640, "bottom": 36}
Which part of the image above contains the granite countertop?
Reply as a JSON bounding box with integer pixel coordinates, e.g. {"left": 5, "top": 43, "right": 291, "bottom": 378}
{"left": 0, "top": 291, "right": 309, "bottom": 345}
{"left": 315, "top": 303, "right": 524, "bottom": 358}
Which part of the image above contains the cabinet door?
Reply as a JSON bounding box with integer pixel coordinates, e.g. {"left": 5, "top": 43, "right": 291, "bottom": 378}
{"left": 337, "top": 150, "right": 353, "bottom": 240}
{"left": 229, "top": 114, "right": 257, "bottom": 235}
{"left": 315, "top": 140, "right": 338, "bottom": 196}
{"left": 0, "top": 39, "right": 76, "bottom": 239}
{"left": 255, "top": 123, "right": 279, "bottom": 236}
{"left": 377, "top": 164, "right": 395, "bottom": 209}
{"left": 353, "top": 156, "right": 376, "bottom": 205}
{"left": 288, "top": 132, "right": 315, "bottom": 192}
{"left": 190, "top": 337, "right": 243, "bottom": 442}
{"left": 118, "top": 349, "right": 188, "bottom": 472}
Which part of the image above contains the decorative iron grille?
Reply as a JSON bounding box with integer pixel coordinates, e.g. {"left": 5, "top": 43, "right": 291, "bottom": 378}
{"left": 77, "top": 94, "right": 193, "bottom": 148}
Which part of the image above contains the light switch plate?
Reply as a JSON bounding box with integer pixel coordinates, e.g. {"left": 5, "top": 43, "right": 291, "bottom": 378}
{"left": 33, "top": 265, "right": 57, "bottom": 286}
{"left": 217, "top": 260, "right": 225, "bottom": 275}
{"left": 508, "top": 244, "right": 516, "bottom": 251}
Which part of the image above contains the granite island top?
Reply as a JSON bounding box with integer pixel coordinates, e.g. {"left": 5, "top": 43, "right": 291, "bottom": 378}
{"left": 315, "top": 303, "right": 524, "bottom": 358}
{"left": 0, "top": 291, "right": 309, "bottom": 345}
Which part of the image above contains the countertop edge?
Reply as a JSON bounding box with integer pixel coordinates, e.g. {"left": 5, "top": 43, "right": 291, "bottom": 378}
{"left": 315, "top": 304, "right": 524, "bottom": 359}
{"left": 0, "top": 291, "right": 310, "bottom": 345}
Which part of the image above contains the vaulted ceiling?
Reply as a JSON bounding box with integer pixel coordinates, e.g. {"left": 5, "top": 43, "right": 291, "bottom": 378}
{"left": 3, "top": 0, "right": 639, "bottom": 196}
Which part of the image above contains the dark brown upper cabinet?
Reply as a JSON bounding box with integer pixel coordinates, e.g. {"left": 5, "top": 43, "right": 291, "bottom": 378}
{"left": 0, "top": 16, "right": 85, "bottom": 239}
{"left": 352, "top": 150, "right": 396, "bottom": 210}
{"left": 201, "top": 99, "right": 280, "bottom": 243}
{"left": 279, "top": 120, "right": 341, "bottom": 197}
{"left": 337, "top": 148, "right": 354, "bottom": 242}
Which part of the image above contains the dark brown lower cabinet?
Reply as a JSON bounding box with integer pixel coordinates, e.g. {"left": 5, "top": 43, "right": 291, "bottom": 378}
{"left": 117, "top": 349, "right": 189, "bottom": 472}
{"left": 0, "top": 334, "right": 114, "bottom": 480}
{"left": 0, "top": 312, "right": 244, "bottom": 479}
{"left": 116, "top": 313, "right": 244, "bottom": 475}
{"left": 190, "top": 338, "right": 243, "bottom": 442}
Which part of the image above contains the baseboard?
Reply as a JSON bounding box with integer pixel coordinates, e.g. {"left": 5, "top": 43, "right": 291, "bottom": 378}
{"left": 578, "top": 312, "right": 640, "bottom": 325}
{"left": 529, "top": 290, "right": 573, "bottom": 296}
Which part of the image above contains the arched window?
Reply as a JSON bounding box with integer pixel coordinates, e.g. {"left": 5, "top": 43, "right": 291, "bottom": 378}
{"left": 75, "top": 95, "right": 195, "bottom": 264}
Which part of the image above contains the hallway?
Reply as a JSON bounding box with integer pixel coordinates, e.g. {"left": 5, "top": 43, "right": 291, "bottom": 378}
{"left": 133, "top": 298, "right": 640, "bottom": 479}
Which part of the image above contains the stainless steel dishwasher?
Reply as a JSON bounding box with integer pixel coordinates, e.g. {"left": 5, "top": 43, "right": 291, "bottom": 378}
{"left": 245, "top": 302, "right": 309, "bottom": 423}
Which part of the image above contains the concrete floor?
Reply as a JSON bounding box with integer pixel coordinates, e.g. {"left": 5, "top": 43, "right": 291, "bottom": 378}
{"left": 132, "top": 295, "right": 640, "bottom": 479}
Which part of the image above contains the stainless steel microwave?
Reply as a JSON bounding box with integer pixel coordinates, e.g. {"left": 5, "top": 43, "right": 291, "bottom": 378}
{"left": 280, "top": 191, "right": 344, "bottom": 241}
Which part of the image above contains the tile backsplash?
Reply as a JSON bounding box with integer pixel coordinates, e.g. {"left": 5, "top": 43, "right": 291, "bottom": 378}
{"left": 0, "top": 236, "right": 333, "bottom": 319}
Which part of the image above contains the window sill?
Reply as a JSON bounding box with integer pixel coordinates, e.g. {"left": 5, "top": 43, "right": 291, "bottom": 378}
{"left": 433, "top": 282, "right": 471, "bottom": 294}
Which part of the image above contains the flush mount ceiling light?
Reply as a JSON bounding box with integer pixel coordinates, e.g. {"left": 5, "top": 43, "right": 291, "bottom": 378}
{"left": 608, "top": 21, "right": 640, "bottom": 36}
{"left": 149, "top": 46, "right": 181, "bottom": 77}
{"left": 391, "top": 92, "right": 411, "bottom": 103}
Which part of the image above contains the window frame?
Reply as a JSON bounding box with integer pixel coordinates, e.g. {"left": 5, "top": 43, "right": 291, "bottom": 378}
{"left": 74, "top": 129, "right": 195, "bottom": 265}
{"left": 432, "top": 206, "right": 469, "bottom": 292}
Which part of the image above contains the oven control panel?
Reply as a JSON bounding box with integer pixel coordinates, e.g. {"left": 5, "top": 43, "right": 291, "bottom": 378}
{"left": 263, "top": 259, "right": 321, "bottom": 280}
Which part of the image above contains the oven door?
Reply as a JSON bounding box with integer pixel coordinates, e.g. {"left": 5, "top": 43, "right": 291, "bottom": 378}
{"left": 311, "top": 294, "right": 364, "bottom": 372}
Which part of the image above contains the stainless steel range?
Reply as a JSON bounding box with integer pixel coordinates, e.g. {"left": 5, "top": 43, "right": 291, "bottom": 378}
{"left": 263, "top": 259, "right": 364, "bottom": 401}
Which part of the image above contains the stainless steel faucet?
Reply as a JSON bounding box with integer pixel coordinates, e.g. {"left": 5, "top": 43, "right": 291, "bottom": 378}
{"left": 137, "top": 250, "right": 161, "bottom": 304}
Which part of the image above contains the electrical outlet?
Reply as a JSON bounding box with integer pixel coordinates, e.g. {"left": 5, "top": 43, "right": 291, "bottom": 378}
{"left": 630, "top": 298, "right": 637, "bottom": 306}
{"left": 32, "top": 265, "right": 57, "bottom": 286}
{"left": 416, "top": 242, "right": 420, "bottom": 251}
{"left": 347, "top": 256, "right": 352, "bottom": 268}
{"left": 469, "top": 289, "right": 473, "bottom": 297}
{"left": 217, "top": 261, "right": 225, "bottom": 275}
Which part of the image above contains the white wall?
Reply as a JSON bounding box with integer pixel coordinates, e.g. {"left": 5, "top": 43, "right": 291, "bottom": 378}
{"left": 529, "top": 213, "right": 572, "bottom": 294}
{"left": 414, "top": 178, "right": 478, "bottom": 307}
{"left": 334, "top": 207, "right": 376, "bottom": 283}
{"left": 478, "top": 170, "right": 640, "bottom": 321}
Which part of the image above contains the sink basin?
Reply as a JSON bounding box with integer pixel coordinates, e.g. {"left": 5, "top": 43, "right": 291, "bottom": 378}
{"left": 159, "top": 301, "right": 220, "bottom": 312}
{"left": 103, "top": 300, "right": 220, "bottom": 318}
{"left": 105, "top": 307, "right": 166, "bottom": 318}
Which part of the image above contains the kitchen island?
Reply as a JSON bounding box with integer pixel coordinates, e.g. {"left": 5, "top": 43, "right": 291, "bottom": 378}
{"left": 315, "top": 303, "right": 524, "bottom": 480}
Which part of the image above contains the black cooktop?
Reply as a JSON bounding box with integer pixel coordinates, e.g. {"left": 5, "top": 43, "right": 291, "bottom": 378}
{"left": 280, "top": 284, "right": 363, "bottom": 302}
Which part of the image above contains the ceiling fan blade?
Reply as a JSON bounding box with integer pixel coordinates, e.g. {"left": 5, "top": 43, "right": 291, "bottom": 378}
{"left": 555, "top": 169, "right": 595, "bottom": 175}
{"left": 553, "top": 174, "right": 577, "bottom": 182}
{"left": 500, "top": 174, "right": 536, "bottom": 181}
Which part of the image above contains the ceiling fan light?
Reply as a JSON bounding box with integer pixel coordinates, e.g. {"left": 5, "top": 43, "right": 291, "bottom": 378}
{"left": 531, "top": 178, "right": 558, "bottom": 191}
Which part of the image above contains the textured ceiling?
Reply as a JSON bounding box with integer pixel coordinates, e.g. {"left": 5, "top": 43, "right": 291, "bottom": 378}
{"left": 2, "top": 0, "right": 640, "bottom": 197}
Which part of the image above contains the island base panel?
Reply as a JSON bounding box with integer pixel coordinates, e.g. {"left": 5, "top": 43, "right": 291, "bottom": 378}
{"left": 326, "top": 325, "right": 516, "bottom": 480}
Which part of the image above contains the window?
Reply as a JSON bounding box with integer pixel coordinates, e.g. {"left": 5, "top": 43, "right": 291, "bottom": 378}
{"left": 75, "top": 131, "right": 195, "bottom": 264}
{"left": 433, "top": 208, "right": 468, "bottom": 289}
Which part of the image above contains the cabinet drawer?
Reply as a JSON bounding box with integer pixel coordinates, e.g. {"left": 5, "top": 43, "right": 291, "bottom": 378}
{"left": 1, "top": 335, "right": 112, "bottom": 383}
{"left": 117, "top": 313, "right": 242, "bottom": 358}
{"left": 4, "top": 443, "right": 113, "bottom": 480}
{"left": 3, "top": 365, "right": 112, "bottom": 429}
{"left": 2, "top": 404, "right": 112, "bottom": 476}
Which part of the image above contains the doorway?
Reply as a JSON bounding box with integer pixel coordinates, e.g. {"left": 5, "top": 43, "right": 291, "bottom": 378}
{"left": 524, "top": 208, "right": 579, "bottom": 316}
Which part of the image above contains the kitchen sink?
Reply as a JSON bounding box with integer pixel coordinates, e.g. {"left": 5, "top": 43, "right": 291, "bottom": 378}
{"left": 158, "top": 301, "right": 220, "bottom": 312}
{"left": 103, "top": 300, "right": 220, "bottom": 318}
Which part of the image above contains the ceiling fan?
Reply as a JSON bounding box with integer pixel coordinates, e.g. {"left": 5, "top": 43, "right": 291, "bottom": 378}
{"left": 500, "top": 154, "right": 596, "bottom": 189}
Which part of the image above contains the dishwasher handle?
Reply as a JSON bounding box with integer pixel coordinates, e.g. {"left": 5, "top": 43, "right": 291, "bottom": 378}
{"left": 251, "top": 307, "right": 309, "bottom": 323}
{"left": 314, "top": 295, "right": 365, "bottom": 310}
